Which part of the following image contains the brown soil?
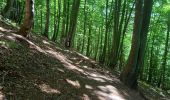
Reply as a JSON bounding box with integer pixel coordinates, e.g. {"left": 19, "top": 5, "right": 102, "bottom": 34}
{"left": 0, "top": 20, "right": 145, "bottom": 100}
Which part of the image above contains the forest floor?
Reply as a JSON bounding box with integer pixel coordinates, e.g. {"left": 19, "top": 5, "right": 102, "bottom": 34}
{"left": 0, "top": 20, "right": 170, "bottom": 100}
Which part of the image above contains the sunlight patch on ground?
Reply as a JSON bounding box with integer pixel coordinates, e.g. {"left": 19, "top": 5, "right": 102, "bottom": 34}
{"left": 85, "top": 85, "right": 93, "bottom": 90}
{"left": 0, "top": 32, "right": 4, "bottom": 37}
{"left": 85, "top": 72, "right": 113, "bottom": 82}
{"left": 0, "top": 26, "right": 11, "bottom": 32}
{"left": 0, "top": 41, "right": 9, "bottom": 49}
{"left": 42, "top": 40, "right": 51, "bottom": 45}
{"left": 45, "top": 50, "right": 84, "bottom": 72}
{"left": 38, "top": 84, "right": 60, "bottom": 94}
{"left": 82, "top": 94, "right": 90, "bottom": 100}
{"left": 66, "top": 79, "right": 81, "bottom": 88}
{"left": 0, "top": 91, "right": 5, "bottom": 100}
{"left": 76, "top": 52, "right": 89, "bottom": 60}
{"left": 94, "top": 85, "right": 125, "bottom": 100}
{"left": 6, "top": 35, "right": 16, "bottom": 41}
{"left": 57, "top": 68, "right": 65, "bottom": 73}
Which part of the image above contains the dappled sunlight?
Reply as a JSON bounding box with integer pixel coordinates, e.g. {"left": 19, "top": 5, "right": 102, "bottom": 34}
{"left": 85, "top": 85, "right": 93, "bottom": 90}
{"left": 37, "top": 83, "right": 60, "bottom": 94}
{"left": 66, "top": 79, "right": 81, "bottom": 88}
{"left": 94, "top": 85, "right": 126, "bottom": 100}
{"left": 87, "top": 76, "right": 106, "bottom": 82}
{"left": 6, "top": 35, "right": 16, "bottom": 41}
{"left": 0, "top": 26, "right": 12, "bottom": 32}
{"left": 0, "top": 91, "right": 5, "bottom": 100}
{"left": 76, "top": 52, "right": 90, "bottom": 60}
{"left": 45, "top": 50, "right": 84, "bottom": 72}
{"left": 11, "top": 33, "right": 46, "bottom": 53}
{"left": 57, "top": 68, "right": 65, "bottom": 73}
{"left": 42, "top": 40, "right": 52, "bottom": 46}
{"left": 0, "top": 41, "right": 9, "bottom": 49}
{"left": 85, "top": 71, "right": 113, "bottom": 82}
{"left": 82, "top": 94, "right": 90, "bottom": 100}
{"left": 0, "top": 32, "right": 4, "bottom": 37}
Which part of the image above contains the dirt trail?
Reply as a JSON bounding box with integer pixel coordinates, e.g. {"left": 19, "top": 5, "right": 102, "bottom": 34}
{"left": 0, "top": 20, "right": 144, "bottom": 100}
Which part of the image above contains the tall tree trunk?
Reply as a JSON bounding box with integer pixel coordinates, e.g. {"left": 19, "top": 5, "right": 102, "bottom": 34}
{"left": 109, "top": 0, "right": 122, "bottom": 68}
{"left": 44, "top": 0, "right": 50, "bottom": 38}
{"left": 120, "top": 0, "right": 153, "bottom": 89}
{"left": 40, "top": 6, "right": 43, "bottom": 34}
{"left": 60, "top": 0, "right": 67, "bottom": 45}
{"left": 147, "top": 34, "right": 155, "bottom": 84}
{"left": 65, "top": 0, "right": 81, "bottom": 48}
{"left": 81, "top": 0, "right": 87, "bottom": 53}
{"left": 52, "top": 0, "right": 61, "bottom": 41}
{"left": 99, "top": 0, "right": 109, "bottom": 64}
{"left": 86, "top": 24, "right": 92, "bottom": 56}
{"left": 18, "top": 0, "right": 34, "bottom": 38}
{"left": 120, "top": 0, "right": 143, "bottom": 89}
{"left": 52, "top": 0, "right": 57, "bottom": 41}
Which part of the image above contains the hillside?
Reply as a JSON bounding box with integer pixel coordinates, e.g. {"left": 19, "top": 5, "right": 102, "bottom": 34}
{"left": 0, "top": 19, "right": 147, "bottom": 100}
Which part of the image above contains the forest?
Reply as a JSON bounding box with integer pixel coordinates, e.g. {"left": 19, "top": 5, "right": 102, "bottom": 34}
{"left": 0, "top": 0, "right": 170, "bottom": 99}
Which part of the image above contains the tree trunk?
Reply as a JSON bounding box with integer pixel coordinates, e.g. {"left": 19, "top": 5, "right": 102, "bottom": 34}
{"left": 65, "top": 0, "right": 81, "bottom": 48}
{"left": 18, "top": 0, "right": 34, "bottom": 38}
{"left": 52, "top": 0, "right": 61, "bottom": 41}
{"left": 44, "top": 0, "right": 50, "bottom": 38}
{"left": 81, "top": 0, "right": 87, "bottom": 53}
{"left": 120, "top": 0, "right": 143, "bottom": 89}
{"left": 120, "top": 0, "right": 153, "bottom": 89}
{"left": 99, "top": 0, "right": 109, "bottom": 64}
{"left": 86, "top": 24, "right": 92, "bottom": 56}
{"left": 60, "top": 0, "right": 67, "bottom": 45}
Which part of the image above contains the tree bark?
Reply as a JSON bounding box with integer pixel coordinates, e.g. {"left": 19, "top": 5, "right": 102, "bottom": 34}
{"left": 18, "top": 0, "right": 34, "bottom": 38}
{"left": 44, "top": 0, "right": 50, "bottom": 38}
{"left": 65, "top": 0, "right": 81, "bottom": 48}
{"left": 120, "top": 0, "right": 153, "bottom": 89}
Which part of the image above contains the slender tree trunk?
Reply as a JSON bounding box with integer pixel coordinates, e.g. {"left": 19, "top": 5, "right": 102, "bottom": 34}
{"left": 52, "top": 0, "right": 57, "bottom": 41}
{"left": 109, "top": 0, "right": 122, "bottom": 68}
{"left": 60, "top": 0, "right": 67, "bottom": 45}
{"left": 52, "top": 0, "right": 61, "bottom": 41}
{"left": 44, "top": 0, "right": 50, "bottom": 38}
{"left": 40, "top": 6, "right": 43, "bottom": 34}
{"left": 147, "top": 35, "right": 155, "bottom": 84}
{"left": 95, "top": 28, "right": 101, "bottom": 60}
{"left": 99, "top": 0, "right": 109, "bottom": 64}
{"left": 86, "top": 24, "right": 92, "bottom": 56}
{"left": 81, "top": 0, "right": 87, "bottom": 53}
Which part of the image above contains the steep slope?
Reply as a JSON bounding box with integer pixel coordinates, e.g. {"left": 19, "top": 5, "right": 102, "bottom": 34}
{"left": 0, "top": 20, "right": 144, "bottom": 100}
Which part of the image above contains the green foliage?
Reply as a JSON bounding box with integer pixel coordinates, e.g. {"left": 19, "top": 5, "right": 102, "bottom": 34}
{"left": 0, "top": 0, "right": 170, "bottom": 92}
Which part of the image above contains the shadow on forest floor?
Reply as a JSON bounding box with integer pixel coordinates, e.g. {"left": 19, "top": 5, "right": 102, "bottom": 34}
{"left": 0, "top": 20, "right": 145, "bottom": 100}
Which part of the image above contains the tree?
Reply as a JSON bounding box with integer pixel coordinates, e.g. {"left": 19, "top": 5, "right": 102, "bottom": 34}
{"left": 65, "top": 0, "right": 81, "bottom": 48}
{"left": 18, "top": 0, "right": 34, "bottom": 38}
{"left": 1, "top": 0, "right": 15, "bottom": 18}
{"left": 158, "top": 12, "right": 170, "bottom": 88}
{"left": 2, "top": 0, "right": 24, "bottom": 23}
{"left": 44, "top": 0, "right": 50, "bottom": 38}
{"left": 120, "top": 0, "right": 153, "bottom": 89}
